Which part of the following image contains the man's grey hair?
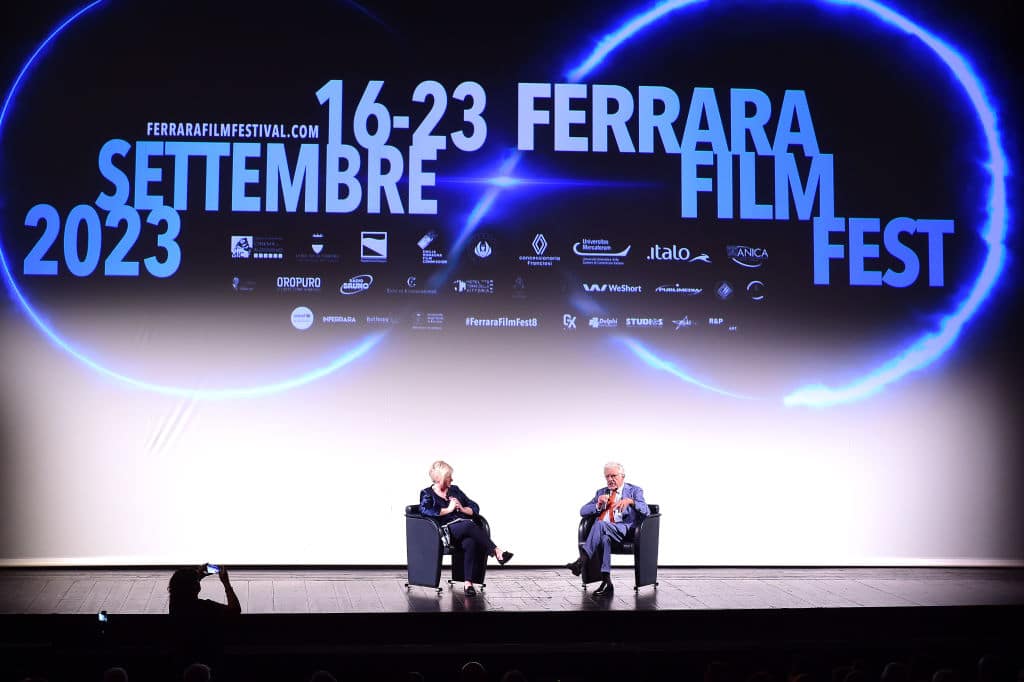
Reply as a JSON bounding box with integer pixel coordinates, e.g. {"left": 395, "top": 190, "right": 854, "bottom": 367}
{"left": 604, "top": 462, "right": 625, "bottom": 476}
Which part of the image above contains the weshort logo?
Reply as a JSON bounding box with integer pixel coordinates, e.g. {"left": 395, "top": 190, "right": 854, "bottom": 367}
{"left": 361, "top": 231, "right": 388, "bottom": 262}
{"left": 573, "top": 238, "right": 631, "bottom": 266}
{"left": 589, "top": 316, "right": 619, "bottom": 329}
{"left": 716, "top": 281, "right": 734, "bottom": 300}
{"left": 625, "top": 317, "right": 663, "bottom": 328}
{"left": 646, "top": 244, "right": 711, "bottom": 263}
{"left": 655, "top": 284, "right": 703, "bottom": 295}
{"left": 519, "top": 233, "right": 561, "bottom": 267}
{"left": 453, "top": 279, "right": 495, "bottom": 294}
{"left": 727, "top": 245, "right": 768, "bottom": 268}
{"left": 291, "top": 306, "right": 314, "bottom": 330}
{"left": 747, "top": 280, "right": 766, "bottom": 301}
{"left": 277, "top": 276, "right": 321, "bottom": 292}
{"left": 340, "top": 274, "right": 373, "bottom": 295}
{"left": 582, "top": 283, "right": 642, "bottom": 293}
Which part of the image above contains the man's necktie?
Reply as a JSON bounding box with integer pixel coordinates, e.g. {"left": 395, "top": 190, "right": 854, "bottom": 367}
{"left": 601, "top": 488, "right": 617, "bottom": 522}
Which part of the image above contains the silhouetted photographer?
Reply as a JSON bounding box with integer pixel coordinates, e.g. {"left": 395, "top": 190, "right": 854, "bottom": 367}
{"left": 167, "top": 564, "right": 241, "bottom": 672}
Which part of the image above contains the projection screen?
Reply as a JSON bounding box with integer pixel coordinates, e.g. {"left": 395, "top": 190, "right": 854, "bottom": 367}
{"left": 1, "top": 0, "right": 1021, "bottom": 566}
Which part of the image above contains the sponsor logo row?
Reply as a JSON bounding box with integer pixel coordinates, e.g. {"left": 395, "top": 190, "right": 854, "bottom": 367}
{"left": 561, "top": 315, "right": 738, "bottom": 332}
{"left": 231, "top": 232, "right": 769, "bottom": 268}
{"left": 238, "top": 274, "right": 766, "bottom": 301}
{"left": 289, "top": 307, "right": 740, "bottom": 333}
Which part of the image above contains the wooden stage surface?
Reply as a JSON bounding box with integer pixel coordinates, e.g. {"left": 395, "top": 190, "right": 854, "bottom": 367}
{"left": 2, "top": 566, "right": 1023, "bottom": 615}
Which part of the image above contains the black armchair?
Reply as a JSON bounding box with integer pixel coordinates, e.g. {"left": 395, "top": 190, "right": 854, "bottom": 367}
{"left": 404, "top": 505, "right": 491, "bottom": 592}
{"left": 577, "top": 504, "right": 660, "bottom": 590}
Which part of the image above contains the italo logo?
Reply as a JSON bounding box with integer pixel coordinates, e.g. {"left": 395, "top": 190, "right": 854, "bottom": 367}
{"left": 340, "top": 274, "right": 373, "bottom": 295}
{"left": 582, "top": 283, "right": 642, "bottom": 293}
{"left": 727, "top": 245, "right": 768, "bottom": 268}
{"left": 647, "top": 244, "right": 711, "bottom": 263}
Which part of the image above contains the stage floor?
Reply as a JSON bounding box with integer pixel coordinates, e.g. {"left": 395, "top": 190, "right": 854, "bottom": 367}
{"left": 2, "top": 566, "right": 1023, "bottom": 615}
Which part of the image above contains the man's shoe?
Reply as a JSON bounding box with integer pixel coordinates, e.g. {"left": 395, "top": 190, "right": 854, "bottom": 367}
{"left": 593, "top": 580, "right": 614, "bottom": 597}
{"left": 464, "top": 585, "right": 477, "bottom": 596}
{"left": 497, "top": 551, "right": 514, "bottom": 566}
{"left": 565, "top": 558, "right": 583, "bottom": 576}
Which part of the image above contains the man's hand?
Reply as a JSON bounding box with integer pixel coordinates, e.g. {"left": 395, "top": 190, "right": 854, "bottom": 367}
{"left": 614, "top": 498, "right": 634, "bottom": 511}
{"left": 597, "top": 494, "right": 611, "bottom": 507}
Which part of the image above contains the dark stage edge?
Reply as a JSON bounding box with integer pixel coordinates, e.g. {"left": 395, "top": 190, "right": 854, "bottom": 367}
{"left": 1, "top": 568, "right": 1023, "bottom": 681}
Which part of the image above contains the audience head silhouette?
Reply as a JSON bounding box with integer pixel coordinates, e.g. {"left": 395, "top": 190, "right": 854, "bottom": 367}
{"left": 102, "top": 668, "right": 129, "bottom": 682}
{"left": 309, "top": 672, "right": 338, "bottom": 682}
{"left": 168, "top": 568, "right": 203, "bottom": 611}
{"left": 460, "top": 660, "right": 488, "bottom": 682}
{"left": 183, "top": 663, "right": 211, "bottom": 682}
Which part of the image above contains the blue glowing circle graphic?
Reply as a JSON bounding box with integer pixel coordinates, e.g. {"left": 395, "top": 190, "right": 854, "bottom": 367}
{"left": 0, "top": 0, "right": 1010, "bottom": 404}
{"left": 0, "top": 0, "right": 387, "bottom": 399}
{"left": 557, "top": 0, "right": 1007, "bottom": 407}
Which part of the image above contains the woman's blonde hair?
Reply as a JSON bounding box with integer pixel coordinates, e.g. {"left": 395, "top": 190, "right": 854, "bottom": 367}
{"left": 428, "top": 460, "right": 453, "bottom": 482}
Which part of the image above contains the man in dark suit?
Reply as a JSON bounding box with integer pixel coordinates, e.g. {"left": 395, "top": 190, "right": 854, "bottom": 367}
{"left": 565, "top": 462, "right": 648, "bottom": 597}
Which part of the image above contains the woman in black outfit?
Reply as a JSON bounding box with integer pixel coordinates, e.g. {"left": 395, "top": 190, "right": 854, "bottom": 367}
{"left": 419, "top": 460, "right": 513, "bottom": 594}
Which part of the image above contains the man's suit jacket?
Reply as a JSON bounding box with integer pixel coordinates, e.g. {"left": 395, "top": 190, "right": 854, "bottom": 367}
{"left": 580, "top": 483, "right": 648, "bottom": 530}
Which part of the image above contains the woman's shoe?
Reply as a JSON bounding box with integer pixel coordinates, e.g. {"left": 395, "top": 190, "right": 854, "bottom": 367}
{"left": 497, "top": 551, "right": 514, "bottom": 566}
{"left": 464, "top": 585, "right": 477, "bottom": 596}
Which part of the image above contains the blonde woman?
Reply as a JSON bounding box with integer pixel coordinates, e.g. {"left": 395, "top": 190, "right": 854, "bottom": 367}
{"left": 419, "top": 460, "right": 513, "bottom": 594}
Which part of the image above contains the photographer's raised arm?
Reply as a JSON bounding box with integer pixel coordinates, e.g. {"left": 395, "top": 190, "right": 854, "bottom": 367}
{"left": 219, "top": 567, "right": 242, "bottom": 614}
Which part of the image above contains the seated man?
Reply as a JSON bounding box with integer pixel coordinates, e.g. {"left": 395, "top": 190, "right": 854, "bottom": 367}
{"left": 565, "top": 461, "right": 648, "bottom": 597}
